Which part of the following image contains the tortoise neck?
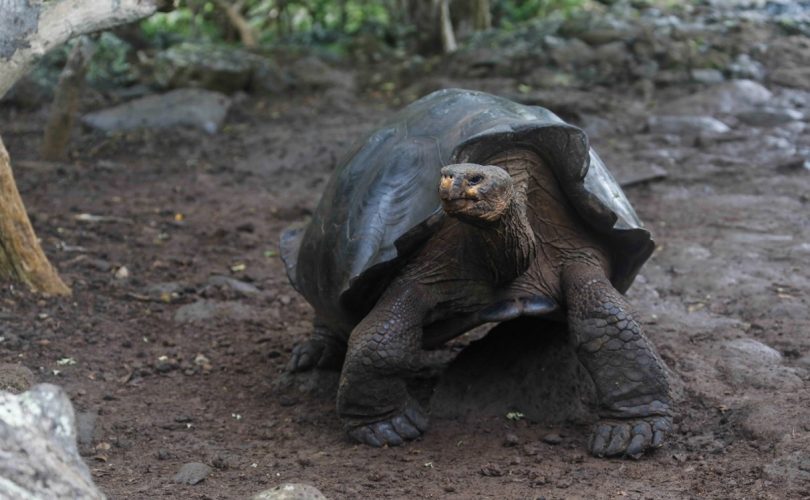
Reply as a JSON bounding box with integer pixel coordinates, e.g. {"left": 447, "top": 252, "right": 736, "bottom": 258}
{"left": 462, "top": 150, "right": 538, "bottom": 285}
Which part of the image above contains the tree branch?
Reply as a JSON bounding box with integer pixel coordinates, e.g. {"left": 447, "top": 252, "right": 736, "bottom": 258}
{"left": 0, "top": 0, "right": 174, "bottom": 99}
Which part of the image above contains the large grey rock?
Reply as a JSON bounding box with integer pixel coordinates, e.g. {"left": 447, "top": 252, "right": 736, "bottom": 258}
{"left": 717, "top": 338, "right": 803, "bottom": 390}
{"left": 648, "top": 115, "right": 731, "bottom": 135}
{"left": 0, "top": 384, "right": 105, "bottom": 499}
{"left": 252, "top": 483, "right": 327, "bottom": 500}
{"left": 659, "top": 80, "right": 772, "bottom": 116}
{"left": 431, "top": 319, "right": 596, "bottom": 425}
{"left": 82, "top": 89, "right": 231, "bottom": 134}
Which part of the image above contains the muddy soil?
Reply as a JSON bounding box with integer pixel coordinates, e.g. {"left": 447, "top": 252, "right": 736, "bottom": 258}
{"left": 1, "top": 72, "right": 809, "bottom": 499}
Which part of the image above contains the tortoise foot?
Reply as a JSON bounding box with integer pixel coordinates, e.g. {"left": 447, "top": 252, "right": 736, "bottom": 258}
{"left": 287, "top": 334, "right": 346, "bottom": 373}
{"left": 347, "top": 400, "right": 429, "bottom": 447}
{"left": 588, "top": 415, "right": 672, "bottom": 459}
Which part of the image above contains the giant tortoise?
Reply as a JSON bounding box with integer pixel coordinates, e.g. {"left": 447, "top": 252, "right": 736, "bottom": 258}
{"left": 280, "top": 88, "right": 672, "bottom": 458}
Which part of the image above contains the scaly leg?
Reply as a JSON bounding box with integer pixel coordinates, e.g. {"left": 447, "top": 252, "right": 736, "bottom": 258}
{"left": 337, "top": 285, "right": 453, "bottom": 447}
{"left": 288, "top": 320, "right": 347, "bottom": 372}
{"left": 563, "top": 263, "right": 673, "bottom": 458}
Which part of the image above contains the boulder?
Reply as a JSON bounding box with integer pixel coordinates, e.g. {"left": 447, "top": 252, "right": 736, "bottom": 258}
{"left": 82, "top": 89, "right": 231, "bottom": 134}
{"left": 0, "top": 384, "right": 104, "bottom": 499}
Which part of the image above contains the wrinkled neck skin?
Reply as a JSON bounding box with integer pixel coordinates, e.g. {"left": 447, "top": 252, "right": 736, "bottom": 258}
{"left": 455, "top": 170, "right": 536, "bottom": 286}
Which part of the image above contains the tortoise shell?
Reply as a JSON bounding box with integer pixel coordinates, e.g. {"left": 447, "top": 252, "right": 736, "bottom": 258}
{"left": 281, "top": 89, "right": 653, "bottom": 330}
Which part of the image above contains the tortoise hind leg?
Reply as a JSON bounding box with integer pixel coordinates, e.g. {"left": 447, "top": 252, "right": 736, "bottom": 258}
{"left": 288, "top": 320, "right": 347, "bottom": 372}
{"left": 562, "top": 263, "right": 673, "bottom": 459}
{"left": 338, "top": 285, "right": 454, "bottom": 447}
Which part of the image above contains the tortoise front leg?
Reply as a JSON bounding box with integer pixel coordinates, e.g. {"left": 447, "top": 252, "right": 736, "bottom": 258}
{"left": 288, "top": 319, "right": 347, "bottom": 372}
{"left": 562, "top": 263, "right": 673, "bottom": 459}
{"left": 337, "top": 285, "right": 452, "bottom": 447}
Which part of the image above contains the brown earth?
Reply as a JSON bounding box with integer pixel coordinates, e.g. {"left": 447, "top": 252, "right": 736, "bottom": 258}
{"left": 1, "top": 74, "right": 808, "bottom": 499}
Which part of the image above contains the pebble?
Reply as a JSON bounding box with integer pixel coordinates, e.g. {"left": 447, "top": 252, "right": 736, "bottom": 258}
{"left": 648, "top": 115, "right": 731, "bottom": 135}
{"left": 736, "top": 108, "right": 804, "bottom": 127}
{"left": 252, "top": 483, "right": 327, "bottom": 500}
{"left": 173, "top": 462, "right": 211, "bottom": 485}
{"left": 542, "top": 432, "right": 563, "bottom": 445}
{"left": 207, "top": 275, "right": 261, "bottom": 295}
{"left": 0, "top": 364, "right": 35, "bottom": 393}
{"left": 75, "top": 410, "right": 98, "bottom": 449}
{"left": 503, "top": 433, "right": 520, "bottom": 447}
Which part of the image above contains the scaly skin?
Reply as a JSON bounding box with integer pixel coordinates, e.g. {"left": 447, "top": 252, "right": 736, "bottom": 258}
{"left": 290, "top": 152, "right": 673, "bottom": 457}
{"left": 287, "top": 322, "right": 347, "bottom": 372}
{"left": 562, "top": 263, "right": 673, "bottom": 458}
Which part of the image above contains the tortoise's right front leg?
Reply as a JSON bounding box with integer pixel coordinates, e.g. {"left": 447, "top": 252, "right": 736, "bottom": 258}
{"left": 337, "top": 285, "right": 451, "bottom": 447}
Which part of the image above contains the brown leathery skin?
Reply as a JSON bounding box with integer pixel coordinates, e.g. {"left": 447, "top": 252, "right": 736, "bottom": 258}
{"left": 562, "top": 263, "right": 673, "bottom": 458}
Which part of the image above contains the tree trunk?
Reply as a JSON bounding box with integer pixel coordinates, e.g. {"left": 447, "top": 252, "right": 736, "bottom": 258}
{"left": 41, "top": 36, "right": 96, "bottom": 162}
{"left": 0, "top": 136, "right": 70, "bottom": 295}
{"left": 213, "top": 0, "right": 258, "bottom": 48}
{"left": 473, "top": 0, "right": 492, "bottom": 31}
{"left": 0, "top": 0, "right": 173, "bottom": 99}
{"left": 0, "top": 0, "right": 172, "bottom": 295}
{"left": 437, "top": 0, "right": 457, "bottom": 53}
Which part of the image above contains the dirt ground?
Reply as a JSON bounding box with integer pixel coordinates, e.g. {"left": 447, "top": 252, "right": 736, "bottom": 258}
{"left": 1, "top": 69, "right": 809, "bottom": 499}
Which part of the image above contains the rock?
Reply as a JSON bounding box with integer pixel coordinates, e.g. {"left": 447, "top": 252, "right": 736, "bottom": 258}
{"left": 0, "top": 384, "right": 104, "bottom": 499}
{"left": 75, "top": 410, "right": 98, "bottom": 449}
{"left": 207, "top": 275, "right": 261, "bottom": 295}
{"left": 173, "top": 299, "right": 255, "bottom": 323}
{"left": 152, "top": 43, "right": 255, "bottom": 94}
{"left": 173, "top": 462, "right": 211, "bottom": 485}
{"left": 690, "top": 68, "right": 725, "bottom": 84}
{"left": 647, "top": 116, "right": 731, "bottom": 135}
{"left": 737, "top": 108, "right": 804, "bottom": 127}
{"left": 542, "top": 432, "right": 563, "bottom": 445}
{"left": 770, "top": 67, "right": 810, "bottom": 90}
{"left": 431, "top": 318, "right": 596, "bottom": 424}
{"left": 252, "top": 483, "right": 327, "bottom": 500}
{"left": 287, "top": 56, "right": 354, "bottom": 91}
{"left": 82, "top": 89, "right": 232, "bottom": 134}
{"left": 764, "top": 451, "right": 810, "bottom": 485}
{"left": 525, "top": 68, "right": 578, "bottom": 89}
{"left": 0, "top": 363, "right": 35, "bottom": 393}
{"left": 503, "top": 433, "right": 520, "bottom": 447}
{"left": 718, "top": 338, "right": 803, "bottom": 390}
{"left": 727, "top": 54, "right": 765, "bottom": 81}
{"left": 659, "top": 80, "right": 772, "bottom": 116}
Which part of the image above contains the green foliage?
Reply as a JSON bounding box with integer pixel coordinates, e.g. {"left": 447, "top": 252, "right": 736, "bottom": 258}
{"left": 86, "top": 33, "right": 137, "bottom": 87}
{"left": 496, "top": 0, "right": 589, "bottom": 28}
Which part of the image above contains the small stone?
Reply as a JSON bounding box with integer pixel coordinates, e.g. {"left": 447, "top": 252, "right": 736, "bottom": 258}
{"left": 736, "top": 108, "right": 804, "bottom": 127}
{"left": 648, "top": 116, "right": 731, "bottom": 135}
{"left": 690, "top": 68, "right": 725, "bottom": 84}
{"left": 480, "top": 463, "right": 504, "bottom": 477}
{"left": 173, "top": 300, "right": 254, "bottom": 323}
{"left": 503, "top": 433, "right": 520, "bottom": 447}
{"left": 75, "top": 411, "right": 98, "bottom": 449}
{"left": 252, "top": 483, "right": 327, "bottom": 500}
{"left": 207, "top": 275, "right": 261, "bottom": 295}
{"left": 0, "top": 364, "right": 35, "bottom": 393}
{"left": 156, "top": 449, "right": 171, "bottom": 460}
{"left": 173, "top": 462, "right": 211, "bottom": 485}
{"left": 542, "top": 432, "right": 563, "bottom": 445}
{"left": 114, "top": 266, "right": 130, "bottom": 280}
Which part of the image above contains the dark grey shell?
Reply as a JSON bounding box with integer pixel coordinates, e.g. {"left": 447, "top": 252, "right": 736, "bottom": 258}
{"left": 281, "top": 89, "right": 653, "bottom": 330}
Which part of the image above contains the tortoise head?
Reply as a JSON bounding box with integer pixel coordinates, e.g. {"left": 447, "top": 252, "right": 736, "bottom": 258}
{"left": 439, "top": 163, "right": 515, "bottom": 224}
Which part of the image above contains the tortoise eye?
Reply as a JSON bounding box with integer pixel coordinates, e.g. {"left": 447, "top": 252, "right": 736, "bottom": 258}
{"left": 468, "top": 174, "right": 484, "bottom": 185}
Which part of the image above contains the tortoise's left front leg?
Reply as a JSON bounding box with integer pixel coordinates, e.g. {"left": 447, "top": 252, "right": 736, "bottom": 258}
{"left": 337, "top": 284, "right": 453, "bottom": 447}
{"left": 563, "top": 263, "right": 673, "bottom": 459}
